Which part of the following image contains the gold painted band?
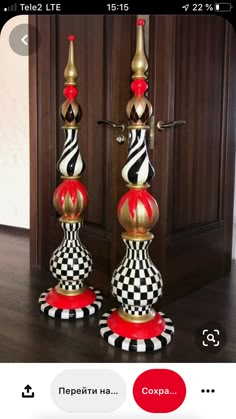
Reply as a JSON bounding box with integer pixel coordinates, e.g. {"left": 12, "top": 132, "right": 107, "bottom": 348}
{"left": 127, "top": 125, "right": 149, "bottom": 130}
{"left": 61, "top": 125, "right": 80, "bottom": 130}
{"left": 60, "top": 176, "right": 81, "bottom": 180}
{"left": 59, "top": 216, "right": 83, "bottom": 224}
{"left": 126, "top": 183, "right": 150, "bottom": 189}
{"left": 121, "top": 232, "right": 154, "bottom": 241}
{"left": 118, "top": 307, "right": 156, "bottom": 323}
{"left": 56, "top": 284, "right": 88, "bottom": 296}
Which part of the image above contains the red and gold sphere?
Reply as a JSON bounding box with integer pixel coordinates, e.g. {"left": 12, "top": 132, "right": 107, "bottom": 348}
{"left": 118, "top": 188, "right": 159, "bottom": 236}
{"left": 53, "top": 179, "right": 88, "bottom": 221}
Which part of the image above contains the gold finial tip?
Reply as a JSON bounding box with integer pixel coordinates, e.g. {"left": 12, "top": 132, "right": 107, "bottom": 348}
{"left": 131, "top": 17, "right": 148, "bottom": 80}
{"left": 137, "top": 18, "right": 145, "bottom": 26}
{"left": 64, "top": 34, "right": 78, "bottom": 86}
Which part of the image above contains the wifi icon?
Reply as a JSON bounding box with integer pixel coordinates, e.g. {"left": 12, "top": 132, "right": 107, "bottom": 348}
{"left": 4, "top": 3, "right": 17, "bottom": 11}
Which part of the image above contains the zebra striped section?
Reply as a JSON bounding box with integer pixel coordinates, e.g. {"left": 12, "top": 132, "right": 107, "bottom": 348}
{"left": 99, "top": 309, "right": 174, "bottom": 352}
{"left": 57, "top": 129, "right": 85, "bottom": 177}
{"left": 121, "top": 129, "right": 155, "bottom": 185}
{"left": 38, "top": 287, "right": 103, "bottom": 320}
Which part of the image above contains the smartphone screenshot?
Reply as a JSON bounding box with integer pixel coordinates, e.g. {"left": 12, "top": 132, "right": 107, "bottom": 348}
{"left": 0, "top": 0, "right": 235, "bottom": 417}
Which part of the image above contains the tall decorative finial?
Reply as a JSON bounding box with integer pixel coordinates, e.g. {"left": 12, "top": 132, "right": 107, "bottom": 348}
{"left": 60, "top": 36, "right": 82, "bottom": 129}
{"left": 131, "top": 19, "right": 148, "bottom": 79}
{"left": 126, "top": 20, "right": 152, "bottom": 130}
{"left": 39, "top": 35, "right": 103, "bottom": 320}
{"left": 99, "top": 19, "right": 174, "bottom": 352}
{"left": 64, "top": 35, "right": 78, "bottom": 85}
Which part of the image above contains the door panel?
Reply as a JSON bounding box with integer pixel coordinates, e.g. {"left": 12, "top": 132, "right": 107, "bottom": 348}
{"left": 173, "top": 16, "right": 225, "bottom": 230}
{"left": 149, "top": 15, "right": 236, "bottom": 303}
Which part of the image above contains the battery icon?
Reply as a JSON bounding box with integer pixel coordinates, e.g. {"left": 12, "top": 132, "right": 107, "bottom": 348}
{"left": 214, "top": 3, "right": 232, "bottom": 11}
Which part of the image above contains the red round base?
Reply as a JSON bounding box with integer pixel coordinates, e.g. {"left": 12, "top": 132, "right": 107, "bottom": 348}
{"left": 46, "top": 287, "right": 96, "bottom": 309}
{"left": 107, "top": 309, "right": 166, "bottom": 339}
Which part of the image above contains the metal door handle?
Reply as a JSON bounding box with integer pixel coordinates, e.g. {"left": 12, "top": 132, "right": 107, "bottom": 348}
{"left": 97, "top": 119, "right": 126, "bottom": 143}
{"left": 97, "top": 119, "right": 125, "bottom": 132}
{"left": 157, "top": 120, "right": 186, "bottom": 131}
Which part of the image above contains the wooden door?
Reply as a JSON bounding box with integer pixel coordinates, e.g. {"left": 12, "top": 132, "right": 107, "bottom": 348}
{"left": 29, "top": 15, "right": 135, "bottom": 274}
{"left": 149, "top": 16, "right": 236, "bottom": 303}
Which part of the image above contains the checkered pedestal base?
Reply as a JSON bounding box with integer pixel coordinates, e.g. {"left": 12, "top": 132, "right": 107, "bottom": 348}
{"left": 49, "top": 222, "right": 92, "bottom": 283}
{"left": 111, "top": 239, "right": 163, "bottom": 315}
{"left": 39, "top": 222, "right": 103, "bottom": 319}
{"left": 99, "top": 238, "right": 174, "bottom": 351}
{"left": 99, "top": 309, "right": 174, "bottom": 352}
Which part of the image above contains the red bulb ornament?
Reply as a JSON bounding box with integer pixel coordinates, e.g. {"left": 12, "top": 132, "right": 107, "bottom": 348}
{"left": 131, "top": 79, "right": 148, "bottom": 97}
{"left": 63, "top": 86, "right": 78, "bottom": 100}
{"left": 137, "top": 19, "right": 145, "bottom": 26}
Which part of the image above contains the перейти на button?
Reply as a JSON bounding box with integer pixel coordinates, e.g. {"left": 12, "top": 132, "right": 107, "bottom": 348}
{"left": 51, "top": 369, "right": 126, "bottom": 413}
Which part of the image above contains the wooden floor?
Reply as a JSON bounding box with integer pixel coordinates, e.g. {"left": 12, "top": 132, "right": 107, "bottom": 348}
{"left": 0, "top": 227, "right": 236, "bottom": 363}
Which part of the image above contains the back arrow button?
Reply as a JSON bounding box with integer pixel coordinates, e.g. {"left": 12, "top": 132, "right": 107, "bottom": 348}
{"left": 9, "top": 24, "right": 40, "bottom": 56}
{"left": 21, "top": 34, "right": 28, "bottom": 46}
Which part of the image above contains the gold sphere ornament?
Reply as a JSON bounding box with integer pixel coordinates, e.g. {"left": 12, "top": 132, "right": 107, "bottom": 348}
{"left": 118, "top": 188, "right": 159, "bottom": 235}
{"left": 53, "top": 179, "right": 88, "bottom": 221}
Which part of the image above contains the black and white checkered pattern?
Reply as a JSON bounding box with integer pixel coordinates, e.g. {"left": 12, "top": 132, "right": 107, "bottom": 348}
{"left": 50, "top": 222, "right": 92, "bottom": 283}
{"left": 122, "top": 304, "right": 152, "bottom": 315}
{"left": 111, "top": 240, "right": 163, "bottom": 315}
{"left": 99, "top": 309, "right": 174, "bottom": 352}
{"left": 58, "top": 280, "right": 81, "bottom": 291}
{"left": 39, "top": 287, "right": 103, "bottom": 320}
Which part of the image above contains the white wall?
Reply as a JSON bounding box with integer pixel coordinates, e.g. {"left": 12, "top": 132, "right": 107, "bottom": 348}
{"left": 0, "top": 15, "right": 29, "bottom": 228}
